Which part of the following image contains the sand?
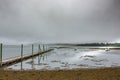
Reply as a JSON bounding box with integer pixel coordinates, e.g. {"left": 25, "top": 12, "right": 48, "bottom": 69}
{"left": 0, "top": 67, "right": 120, "bottom": 80}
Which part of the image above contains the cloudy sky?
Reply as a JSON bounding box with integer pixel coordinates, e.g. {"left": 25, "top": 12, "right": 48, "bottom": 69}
{"left": 0, "top": 0, "right": 120, "bottom": 44}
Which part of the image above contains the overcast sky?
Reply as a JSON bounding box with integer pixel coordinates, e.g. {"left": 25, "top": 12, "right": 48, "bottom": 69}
{"left": 0, "top": 0, "right": 120, "bottom": 44}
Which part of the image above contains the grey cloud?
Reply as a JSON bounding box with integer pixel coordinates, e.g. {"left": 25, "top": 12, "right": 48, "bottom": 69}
{"left": 0, "top": 0, "right": 120, "bottom": 44}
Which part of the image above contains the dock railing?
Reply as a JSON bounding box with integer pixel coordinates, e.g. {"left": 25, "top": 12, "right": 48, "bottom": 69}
{"left": 0, "top": 43, "right": 52, "bottom": 67}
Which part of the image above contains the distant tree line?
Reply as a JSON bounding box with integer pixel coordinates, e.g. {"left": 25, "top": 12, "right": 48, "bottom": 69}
{"left": 56, "top": 43, "right": 120, "bottom": 46}
{"left": 75, "top": 43, "right": 120, "bottom": 46}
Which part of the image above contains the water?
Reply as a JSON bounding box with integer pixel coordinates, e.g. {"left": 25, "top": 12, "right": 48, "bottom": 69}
{"left": 2, "top": 44, "right": 47, "bottom": 60}
{"left": 5, "top": 46, "right": 120, "bottom": 70}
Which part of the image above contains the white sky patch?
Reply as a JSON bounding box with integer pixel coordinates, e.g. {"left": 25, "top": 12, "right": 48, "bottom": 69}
{"left": 110, "top": 39, "right": 120, "bottom": 43}
{"left": 0, "top": 37, "right": 32, "bottom": 45}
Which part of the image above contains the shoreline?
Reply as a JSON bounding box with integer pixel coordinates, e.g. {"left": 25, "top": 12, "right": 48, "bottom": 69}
{"left": 0, "top": 67, "right": 120, "bottom": 80}
{"left": 4, "top": 66, "right": 120, "bottom": 71}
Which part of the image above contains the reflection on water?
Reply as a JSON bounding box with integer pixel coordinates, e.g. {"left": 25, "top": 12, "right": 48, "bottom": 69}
{"left": 5, "top": 47, "right": 120, "bottom": 70}
{"left": 2, "top": 45, "right": 38, "bottom": 60}
{"left": 2, "top": 44, "right": 49, "bottom": 60}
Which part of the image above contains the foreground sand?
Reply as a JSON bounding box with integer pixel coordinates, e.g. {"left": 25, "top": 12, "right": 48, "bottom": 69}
{"left": 0, "top": 67, "right": 120, "bottom": 80}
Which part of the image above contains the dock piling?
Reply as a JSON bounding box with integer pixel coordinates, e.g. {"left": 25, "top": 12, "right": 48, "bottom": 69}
{"left": 21, "top": 44, "right": 23, "bottom": 60}
{"left": 43, "top": 44, "right": 45, "bottom": 51}
{"left": 32, "top": 44, "right": 34, "bottom": 56}
{"left": 21, "top": 44, "right": 24, "bottom": 69}
{"left": 0, "top": 43, "right": 2, "bottom": 67}
{"left": 38, "top": 44, "right": 41, "bottom": 64}
{"left": 39, "top": 44, "right": 41, "bottom": 52}
{"left": 46, "top": 45, "right": 47, "bottom": 50}
{"left": 0, "top": 43, "right": 53, "bottom": 67}
{"left": 38, "top": 44, "right": 40, "bottom": 53}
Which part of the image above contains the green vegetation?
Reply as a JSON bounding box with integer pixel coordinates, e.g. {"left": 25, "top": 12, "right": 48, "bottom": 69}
{"left": 76, "top": 43, "right": 120, "bottom": 46}
{"left": 56, "top": 43, "right": 120, "bottom": 46}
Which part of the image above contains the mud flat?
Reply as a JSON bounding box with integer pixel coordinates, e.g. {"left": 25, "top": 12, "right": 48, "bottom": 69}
{"left": 0, "top": 67, "right": 120, "bottom": 80}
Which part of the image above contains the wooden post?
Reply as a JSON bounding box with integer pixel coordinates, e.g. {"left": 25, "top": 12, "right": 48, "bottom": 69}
{"left": 21, "top": 60, "right": 23, "bottom": 70}
{"left": 44, "top": 44, "right": 46, "bottom": 51}
{"left": 21, "top": 44, "right": 23, "bottom": 70}
{"left": 39, "top": 44, "right": 41, "bottom": 52}
{"left": 38, "top": 55, "right": 40, "bottom": 64}
{"left": 38, "top": 44, "right": 41, "bottom": 65}
{"left": 43, "top": 55, "right": 44, "bottom": 61}
{"left": 47, "top": 45, "right": 49, "bottom": 50}
{"left": 32, "top": 57, "right": 34, "bottom": 69}
{"left": 0, "top": 43, "right": 2, "bottom": 67}
{"left": 46, "top": 54, "right": 47, "bottom": 59}
{"left": 45, "top": 45, "right": 46, "bottom": 51}
{"left": 38, "top": 55, "right": 42, "bottom": 64}
{"left": 43, "top": 44, "right": 45, "bottom": 52}
{"left": 46, "top": 45, "right": 47, "bottom": 50}
{"left": 46, "top": 45, "right": 48, "bottom": 50}
{"left": 38, "top": 44, "right": 40, "bottom": 53}
{"left": 32, "top": 44, "right": 34, "bottom": 56}
{"left": 21, "top": 44, "right": 23, "bottom": 60}
{"left": 31, "top": 44, "right": 34, "bottom": 68}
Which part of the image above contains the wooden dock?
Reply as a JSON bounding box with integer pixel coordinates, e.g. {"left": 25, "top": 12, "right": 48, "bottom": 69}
{"left": 0, "top": 49, "right": 53, "bottom": 67}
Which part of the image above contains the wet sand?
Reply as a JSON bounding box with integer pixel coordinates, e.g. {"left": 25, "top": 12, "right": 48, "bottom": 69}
{"left": 0, "top": 67, "right": 120, "bottom": 80}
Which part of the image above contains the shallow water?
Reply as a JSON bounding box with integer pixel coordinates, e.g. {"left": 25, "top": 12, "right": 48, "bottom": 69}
{"left": 5, "top": 47, "right": 120, "bottom": 70}
{"left": 2, "top": 44, "right": 47, "bottom": 60}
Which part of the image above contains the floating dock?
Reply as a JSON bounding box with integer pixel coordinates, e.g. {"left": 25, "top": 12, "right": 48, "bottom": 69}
{"left": 0, "top": 49, "right": 53, "bottom": 67}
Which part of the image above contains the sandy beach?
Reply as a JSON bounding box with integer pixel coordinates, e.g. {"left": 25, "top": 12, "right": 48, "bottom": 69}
{"left": 0, "top": 67, "right": 120, "bottom": 80}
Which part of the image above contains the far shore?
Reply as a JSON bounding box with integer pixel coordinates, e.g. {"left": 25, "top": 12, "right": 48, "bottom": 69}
{"left": 89, "top": 47, "right": 120, "bottom": 50}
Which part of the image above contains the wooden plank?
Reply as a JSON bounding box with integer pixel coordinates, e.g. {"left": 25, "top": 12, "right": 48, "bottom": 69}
{"left": 1, "top": 49, "right": 53, "bottom": 67}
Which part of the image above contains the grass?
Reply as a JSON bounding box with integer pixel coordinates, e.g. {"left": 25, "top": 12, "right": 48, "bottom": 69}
{"left": 0, "top": 67, "right": 120, "bottom": 80}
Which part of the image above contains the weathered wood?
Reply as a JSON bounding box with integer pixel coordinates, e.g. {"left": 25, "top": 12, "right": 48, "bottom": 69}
{"left": 0, "top": 43, "right": 2, "bottom": 66}
{"left": 32, "top": 44, "right": 34, "bottom": 56}
{"left": 21, "top": 44, "right": 23, "bottom": 60}
{"left": 43, "top": 44, "right": 45, "bottom": 51}
{"left": 1, "top": 49, "right": 53, "bottom": 67}
{"left": 38, "top": 44, "right": 41, "bottom": 53}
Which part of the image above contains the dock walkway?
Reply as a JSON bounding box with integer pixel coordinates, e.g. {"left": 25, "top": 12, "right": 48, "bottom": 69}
{"left": 1, "top": 49, "right": 53, "bottom": 67}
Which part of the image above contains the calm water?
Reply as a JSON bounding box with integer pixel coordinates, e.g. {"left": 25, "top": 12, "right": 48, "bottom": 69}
{"left": 2, "top": 44, "right": 48, "bottom": 60}
{"left": 5, "top": 46, "right": 120, "bottom": 70}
